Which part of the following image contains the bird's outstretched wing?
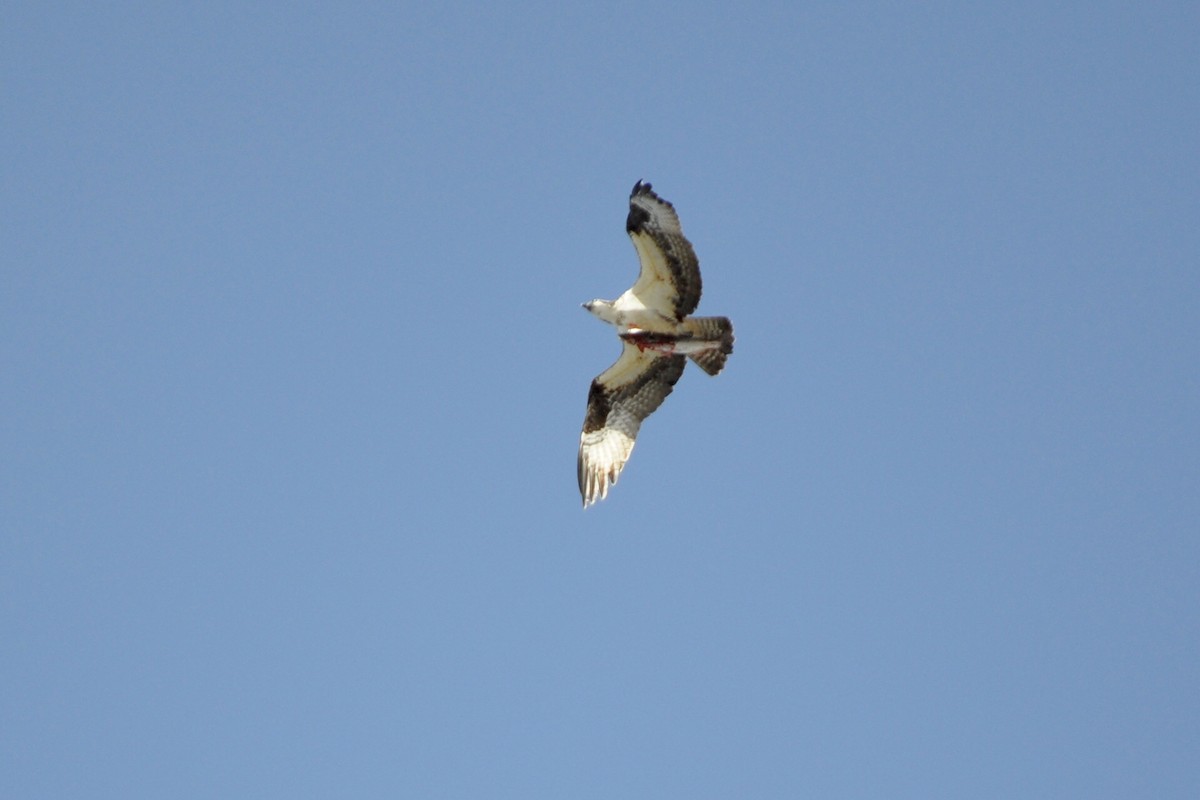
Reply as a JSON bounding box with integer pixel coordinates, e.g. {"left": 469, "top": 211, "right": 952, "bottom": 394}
{"left": 625, "top": 180, "right": 702, "bottom": 320}
{"left": 578, "top": 343, "right": 687, "bottom": 507}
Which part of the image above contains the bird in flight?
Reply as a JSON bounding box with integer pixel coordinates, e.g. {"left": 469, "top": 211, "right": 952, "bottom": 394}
{"left": 578, "top": 180, "right": 734, "bottom": 507}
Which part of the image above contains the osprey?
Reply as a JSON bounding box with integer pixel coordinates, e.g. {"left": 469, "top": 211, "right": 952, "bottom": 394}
{"left": 578, "top": 180, "right": 734, "bottom": 507}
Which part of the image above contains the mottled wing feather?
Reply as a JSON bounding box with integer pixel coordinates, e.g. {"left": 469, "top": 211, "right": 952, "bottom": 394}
{"left": 626, "top": 181, "right": 703, "bottom": 320}
{"left": 578, "top": 343, "right": 687, "bottom": 507}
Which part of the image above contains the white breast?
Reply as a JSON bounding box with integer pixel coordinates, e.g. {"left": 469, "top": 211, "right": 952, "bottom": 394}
{"left": 613, "top": 290, "right": 675, "bottom": 333}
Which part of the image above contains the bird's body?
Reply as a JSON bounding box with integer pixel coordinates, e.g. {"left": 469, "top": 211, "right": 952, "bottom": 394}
{"left": 578, "top": 181, "right": 734, "bottom": 507}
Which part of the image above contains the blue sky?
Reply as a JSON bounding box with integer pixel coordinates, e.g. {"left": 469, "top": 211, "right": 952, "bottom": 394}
{"left": 3, "top": 2, "right": 1198, "bottom": 797}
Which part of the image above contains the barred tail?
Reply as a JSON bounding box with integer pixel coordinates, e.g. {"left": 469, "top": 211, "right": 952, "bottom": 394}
{"left": 682, "top": 316, "right": 734, "bottom": 376}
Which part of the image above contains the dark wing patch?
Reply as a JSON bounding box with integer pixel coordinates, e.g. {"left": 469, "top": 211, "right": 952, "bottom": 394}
{"left": 578, "top": 344, "right": 687, "bottom": 507}
{"left": 626, "top": 180, "right": 703, "bottom": 320}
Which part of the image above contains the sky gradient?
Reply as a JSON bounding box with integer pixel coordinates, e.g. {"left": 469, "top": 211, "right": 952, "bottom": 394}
{"left": 3, "top": 3, "right": 1198, "bottom": 797}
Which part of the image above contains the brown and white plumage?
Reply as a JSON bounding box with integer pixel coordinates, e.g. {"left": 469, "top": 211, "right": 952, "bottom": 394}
{"left": 625, "top": 181, "right": 703, "bottom": 321}
{"left": 578, "top": 346, "right": 686, "bottom": 505}
{"left": 578, "top": 181, "right": 734, "bottom": 507}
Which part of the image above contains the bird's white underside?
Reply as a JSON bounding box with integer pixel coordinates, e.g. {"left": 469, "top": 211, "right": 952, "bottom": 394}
{"left": 587, "top": 289, "right": 676, "bottom": 334}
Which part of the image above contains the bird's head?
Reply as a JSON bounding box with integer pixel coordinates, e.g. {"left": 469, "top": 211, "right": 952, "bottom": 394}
{"left": 582, "top": 299, "right": 617, "bottom": 323}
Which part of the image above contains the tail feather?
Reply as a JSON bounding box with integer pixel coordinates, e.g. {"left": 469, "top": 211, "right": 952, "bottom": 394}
{"left": 682, "top": 316, "right": 734, "bottom": 376}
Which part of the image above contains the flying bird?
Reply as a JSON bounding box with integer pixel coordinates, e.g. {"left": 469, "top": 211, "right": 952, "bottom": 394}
{"left": 578, "top": 180, "right": 734, "bottom": 507}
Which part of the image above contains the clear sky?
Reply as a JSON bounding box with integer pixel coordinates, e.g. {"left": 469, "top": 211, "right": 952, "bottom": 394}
{"left": 3, "top": 3, "right": 1198, "bottom": 797}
